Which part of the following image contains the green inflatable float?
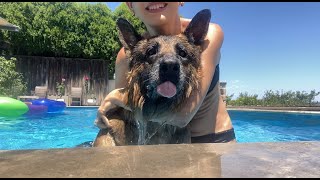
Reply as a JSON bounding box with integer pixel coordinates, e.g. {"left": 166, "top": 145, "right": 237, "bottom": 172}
{"left": 0, "top": 97, "right": 29, "bottom": 117}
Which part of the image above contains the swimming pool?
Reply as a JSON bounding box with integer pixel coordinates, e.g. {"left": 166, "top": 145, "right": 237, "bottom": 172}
{"left": 0, "top": 108, "right": 319, "bottom": 150}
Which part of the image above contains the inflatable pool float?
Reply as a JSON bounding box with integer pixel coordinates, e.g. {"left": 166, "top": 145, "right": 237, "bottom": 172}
{"left": 31, "top": 99, "right": 66, "bottom": 113}
{"left": 25, "top": 103, "right": 48, "bottom": 115}
{"left": 0, "top": 97, "right": 29, "bottom": 117}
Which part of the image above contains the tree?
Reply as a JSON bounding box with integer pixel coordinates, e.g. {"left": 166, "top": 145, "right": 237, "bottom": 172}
{"left": 228, "top": 89, "right": 320, "bottom": 107}
{"left": 0, "top": 2, "right": 119, "bottom": 77}
{"left": 307, "top": 90, "right": 320, "bottom": 106}
{"left": 226, "top": 93, "right": 234, "bottom": 105}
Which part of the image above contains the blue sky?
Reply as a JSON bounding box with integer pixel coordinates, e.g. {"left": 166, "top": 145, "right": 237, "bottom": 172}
{"left": 104, "top": 2, "right": 320, "bottom": 101}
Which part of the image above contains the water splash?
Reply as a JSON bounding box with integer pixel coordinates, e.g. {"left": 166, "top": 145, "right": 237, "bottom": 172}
{"left": 143, "top": 120, "right": 168, "bottom": 145}
{"left": 137, "top": 120, "right": 146, "bottom": 145}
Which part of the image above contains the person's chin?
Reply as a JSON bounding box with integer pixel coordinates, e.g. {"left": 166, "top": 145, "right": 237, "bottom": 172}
{"left": 144, "top": 15, "right": 168, "bottom": 26}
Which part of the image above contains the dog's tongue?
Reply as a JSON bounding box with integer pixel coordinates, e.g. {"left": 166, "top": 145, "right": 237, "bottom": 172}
{"left": 157, "top": 81, "right": 177, "bottom": 98}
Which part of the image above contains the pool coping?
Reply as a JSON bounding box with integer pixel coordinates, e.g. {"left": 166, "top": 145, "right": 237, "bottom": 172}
{"left": 0, "top": 141, "right": 319, "bottom": 178}
{"left": 227, "top": 107, "right": 320, "bottom": 114}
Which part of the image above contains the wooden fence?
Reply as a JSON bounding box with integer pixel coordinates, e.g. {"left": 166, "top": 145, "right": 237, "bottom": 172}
{"left": 14, "top": 55, "right": 112, "bottom": 105}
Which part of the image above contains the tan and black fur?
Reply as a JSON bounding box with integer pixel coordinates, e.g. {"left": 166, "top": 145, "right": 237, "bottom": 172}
{"left": 93, "top": 9, "right": 211, "bottom": 147}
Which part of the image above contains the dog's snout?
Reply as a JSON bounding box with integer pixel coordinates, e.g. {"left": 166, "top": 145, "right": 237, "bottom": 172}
{"left": 160, "top": 60, "right": 180, "bottom": 74}
{"left": 159, "top": 59, "right": 180, "bottom": 84}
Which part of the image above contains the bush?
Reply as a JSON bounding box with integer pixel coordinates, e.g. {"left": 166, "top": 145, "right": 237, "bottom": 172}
{"left": 0, "top": 56, "right": 27, "bottom": 98}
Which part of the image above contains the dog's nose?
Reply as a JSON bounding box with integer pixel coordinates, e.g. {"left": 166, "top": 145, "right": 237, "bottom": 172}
{"left": 159, "top": 60, "right": 180, "bottom": 74}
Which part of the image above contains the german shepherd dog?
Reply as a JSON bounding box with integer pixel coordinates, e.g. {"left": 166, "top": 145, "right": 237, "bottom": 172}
{"left": 93, "top": 9, "right": 211, "bottom": 147}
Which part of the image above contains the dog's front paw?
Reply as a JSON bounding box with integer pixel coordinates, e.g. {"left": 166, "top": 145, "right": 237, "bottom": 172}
{"left": 94, "top": 109, "right": 112, "bottom": 129}
{"left": 94, "top": 118, "right": 106, "bottom": 129}
{"left": 93, "top": 118, "right": 127, "bottom": 147}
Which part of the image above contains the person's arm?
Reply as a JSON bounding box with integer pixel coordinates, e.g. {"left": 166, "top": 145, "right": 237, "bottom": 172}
{"left": 115, "top": 47, "right": 129, "bottom": 88}
{"left": 94, "top": 47, "right": 130, "bottom": 129}
{"left": 161, "top": 23, "right": 224, "bottom": 128}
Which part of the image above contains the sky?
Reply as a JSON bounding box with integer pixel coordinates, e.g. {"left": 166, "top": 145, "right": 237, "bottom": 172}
{"left": 103, "top": 2, "right": 320, "bottom": 101}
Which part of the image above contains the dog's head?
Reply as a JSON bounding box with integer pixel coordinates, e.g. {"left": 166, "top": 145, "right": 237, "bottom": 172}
{"left": 116, "top": 9, "right": 211, "bottom": 117}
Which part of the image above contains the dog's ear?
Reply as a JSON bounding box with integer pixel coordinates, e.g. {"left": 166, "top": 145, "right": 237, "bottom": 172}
{"left": 116, "top": 18, "right": 143, "bottom": 50}
{"left": 184, "top": 9, "right": 211, "bottom": 45}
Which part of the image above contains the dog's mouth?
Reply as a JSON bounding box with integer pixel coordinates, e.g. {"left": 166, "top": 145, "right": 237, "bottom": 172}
{"left": 156, "top": 81, "right": 177, "bottom": 98}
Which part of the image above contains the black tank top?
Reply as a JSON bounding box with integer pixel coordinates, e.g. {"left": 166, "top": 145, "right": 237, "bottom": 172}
{"left": 207, "top": 64, "right": 219, "bottom": 95}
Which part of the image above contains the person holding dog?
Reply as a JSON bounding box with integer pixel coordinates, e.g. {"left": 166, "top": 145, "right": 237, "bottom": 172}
{"left": 95, "top": 2, "right": 236, "bottom": 143}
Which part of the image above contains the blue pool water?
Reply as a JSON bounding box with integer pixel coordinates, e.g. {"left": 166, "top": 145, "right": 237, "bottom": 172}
{"left": 0, "top": 108, "right": 319, "bottom": 150}
{"left": 228, "top": 110, "right": 320, "bottom": 143}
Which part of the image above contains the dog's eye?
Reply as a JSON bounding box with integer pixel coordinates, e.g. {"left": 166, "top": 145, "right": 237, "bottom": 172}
{"left": 179, "top": 49, "right": 187, "bottom": 58}
{"left": 146, "top": 46, "right": 157, "bottom": 57}
{"left": 176, "top": 43, "right": 188, "bottom": 58}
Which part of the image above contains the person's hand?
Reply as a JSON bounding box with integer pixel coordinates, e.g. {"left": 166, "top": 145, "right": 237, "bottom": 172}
{"left": 94, "top": 88, "right": 131, "bottom": 129}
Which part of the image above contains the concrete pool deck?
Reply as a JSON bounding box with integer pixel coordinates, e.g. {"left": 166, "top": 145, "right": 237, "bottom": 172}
{"left": 0, "top": 141, "right": 319, "bottom": 178}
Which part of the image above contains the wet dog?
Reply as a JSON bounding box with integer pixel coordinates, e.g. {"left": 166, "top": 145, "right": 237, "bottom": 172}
{"left": 93, "top": 9, "right": 211, "bottom": 147}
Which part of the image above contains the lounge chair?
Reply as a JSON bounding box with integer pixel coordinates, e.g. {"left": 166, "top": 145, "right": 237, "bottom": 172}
{"left": 69, "top": 87, "right": 82, "bottom": 106}
{"left": 34, "top": 86, "right": 48, "bottom": 99}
